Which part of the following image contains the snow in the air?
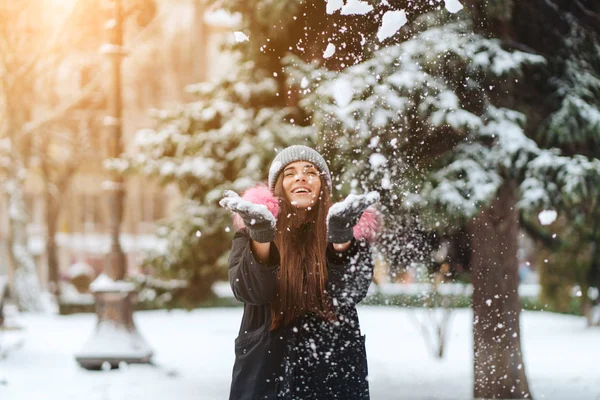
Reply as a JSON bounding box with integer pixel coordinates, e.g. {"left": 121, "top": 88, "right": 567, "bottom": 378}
{"left": 538, "top": 209, "right": 558, "bottom": 226}
{"left": 233, "top": 31, "right": 249, "bottom": 42}
{"left": 300, "top": 76, "right": 310, "bottom": 89}
{"left": 332, "top": 77, "right": 353, "bottom": 107}
{"left": 444, "top": 0, "right": 464, "bottom": 14}
{"left": 326, "top": 0, "right": 344, "bottom": 15}
{"left": 377, "top": 10, "right": 407, "bottom": 42}
{"left": 369, "top": 153, "right": 388, "bottom": 169}
{"left": 323, "top": 43, "right": 336, "bottom": 58}
{"left": 340, "top": 0, "right": 373, "bottom": 16}
{"left": 1, "top": 306, "right": 599, "bottom": 400}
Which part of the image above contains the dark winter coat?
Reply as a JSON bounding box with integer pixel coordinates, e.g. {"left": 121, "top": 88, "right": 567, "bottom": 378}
{"left": 228, "top": 228, "right": 374, "bottom": 400}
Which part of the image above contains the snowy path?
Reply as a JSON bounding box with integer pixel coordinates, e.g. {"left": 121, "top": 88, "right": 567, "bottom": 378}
{"left": 1, "top": 307, "right": 599, "bottom": 400}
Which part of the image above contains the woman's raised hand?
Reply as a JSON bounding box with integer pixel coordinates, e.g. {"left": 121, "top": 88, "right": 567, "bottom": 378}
{"left": 219, "top": 190, "right": 276, "bottom": 243}
{"left": 327, "top": 191, "right": 380, "bottom": 244}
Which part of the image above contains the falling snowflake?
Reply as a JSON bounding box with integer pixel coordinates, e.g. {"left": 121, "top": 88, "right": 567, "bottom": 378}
{"left": 233, "top": 31, "right": 249, "bottom": 42}
{"left": 323, "top": 43, "right": 336, "bottom": 58}
{"left": 444, "top": 0, "right": 463, "bottom": 13}
{"left": 377, "top": 10, "right": 407, "bottom": 42}
{"left": 300, "top": 76, "right": 310, "bottom": 89}
{"left": 341, "top": 0, "right": 373, "bottom": 15}
{"left": 326, "top": 0, "right": 344, "bottom": 14}
{"left": 537, "top": 209, "right": 557, "bottom": 226}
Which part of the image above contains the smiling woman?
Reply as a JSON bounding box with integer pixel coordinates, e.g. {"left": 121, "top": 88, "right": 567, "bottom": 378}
{"left": 219, "top": 144, "right": 380, "bottom": 399}
{"left": 280, "top": 161, "right": 322, "bottom": 209}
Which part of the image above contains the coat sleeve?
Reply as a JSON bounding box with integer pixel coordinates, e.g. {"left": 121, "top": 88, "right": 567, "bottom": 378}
{"left": 228, "top": 229, "right": 279, "bottom": 306}
{"left": 326, "top": 239, "right": 374, "bottom": 307}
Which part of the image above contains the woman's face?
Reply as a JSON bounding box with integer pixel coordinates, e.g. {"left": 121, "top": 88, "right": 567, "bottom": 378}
{"left": 281, "top": 161, "right": 322, "bottom": 209}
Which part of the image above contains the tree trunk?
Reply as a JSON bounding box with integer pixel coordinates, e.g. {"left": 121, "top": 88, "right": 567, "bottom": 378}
{"left": 586, "top": 237, "right": 600, "bottom": 327}
{"left": 45, "top": 192, "right": 60, "bottom": 297}
{"left": 4, "top": 166, "right": 47, "bottom": 312}
{"left": 468, "top": 179, "right": 532, "bottom": 399}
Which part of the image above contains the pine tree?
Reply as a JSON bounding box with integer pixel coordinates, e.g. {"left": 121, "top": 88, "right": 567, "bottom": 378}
{"left": 0, "top": 0, "right": 61, "bottom": 311}
{"left": 111, "top": 0, "right": 400, "bottom": 306}
{"left": 292, "top": 2, "right": 600, "bottom": 397}
{"left": 513, "top": 0, "right": 600, "bottom": 325}
{"left": 295, "top": 14, "right": 542, "bottom": 397}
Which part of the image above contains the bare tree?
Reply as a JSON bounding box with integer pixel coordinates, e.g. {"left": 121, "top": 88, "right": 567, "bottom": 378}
{"left": 0, "top": 0, "right": 160, "bottom": 308}
{"left": 0, "top": 0, "right": 108, "bottom": 309}
{"left": 407, "top": 268, "right": 464, "bottom": 359}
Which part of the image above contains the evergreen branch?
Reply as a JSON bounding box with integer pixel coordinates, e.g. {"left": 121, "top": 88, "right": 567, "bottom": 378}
{"left": 574, "top": 0, "right": 600, "bottom": 25}
{"left": 499, "top": 39, "right": 538, "bottom": 55}
{"left": 541, "top": 0, "right": 560, "bottom": 14}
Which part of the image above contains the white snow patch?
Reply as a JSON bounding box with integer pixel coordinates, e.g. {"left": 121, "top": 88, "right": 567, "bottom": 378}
{"left": 341, "top": 0, "right": 373, "bottom": 15}
{"left": 538, "top": 209, "right": 558, "bottom": 226}
{"left": 67, "top": 262, "right": 95, "bottom": 279}
{"left": 369, "top": 153, "right": 388, "bottom": 168}
{"left": 76, "top": 320, "right": 153, "bottom": 360}
{"left": 204, "top": 10, "right": 242, "bottom": 27}
{"left": 323, "top": 43, "right": 336, "bottom": 58}
{"left": 332, "top": 77, "right": 354, "bottom": 107}
{"left": 219, "top": 192, "right": 275, "bottom": 226}
{"left": 2, "top": 308, "right": 599, "bottom": 400}
{"left": 300, "top": 76, "right": 310, "bottom": 89}
{"left": 377, "top": 10, "right": 407, "bottom": 42}
{"left": 233, "top": 31, "right": 249, "bottom": 42}
{"left": 59, "top": 282, "right": 95, "bottom": 305}
{"left": 444, "top": 0, "right": 463, "bottom": 13}
{"left": 89, "top": 273, "right": 136, "bottom": 293}
{"left": 326, "top": 0, "right": 344, "bottom": 14}
{"left": 381, "top": 176, "right": 392, "bottom": 189}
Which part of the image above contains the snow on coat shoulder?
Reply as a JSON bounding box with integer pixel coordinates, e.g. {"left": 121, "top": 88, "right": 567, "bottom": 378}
{"left": 231, "top": 184, "right": 380, "bottom": 243}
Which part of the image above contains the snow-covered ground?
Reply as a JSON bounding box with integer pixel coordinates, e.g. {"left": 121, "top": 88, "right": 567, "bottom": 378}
{"left": 1, "top": 307, "right": 599, "bottom": 400}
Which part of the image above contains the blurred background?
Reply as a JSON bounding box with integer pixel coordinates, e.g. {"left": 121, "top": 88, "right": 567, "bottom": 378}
{"left": 0, "top": 0, "right": 236, "bottom": 310}
{"left": 0, "top": 0, "right": 599, "bottom": 399}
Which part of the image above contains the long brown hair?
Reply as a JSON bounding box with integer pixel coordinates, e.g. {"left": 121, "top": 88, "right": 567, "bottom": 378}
{"left": 270, "top": 174, "right": 335, "bottom": 330}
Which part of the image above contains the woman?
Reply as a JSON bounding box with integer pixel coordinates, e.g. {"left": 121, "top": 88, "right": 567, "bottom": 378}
{"left": 220, "top": 145, "right": 379, "bottom": 400}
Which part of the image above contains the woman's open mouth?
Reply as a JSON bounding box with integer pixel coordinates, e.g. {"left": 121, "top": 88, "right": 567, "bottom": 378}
{"left": 291, "top": 187, "right": 312, "bottom": 196}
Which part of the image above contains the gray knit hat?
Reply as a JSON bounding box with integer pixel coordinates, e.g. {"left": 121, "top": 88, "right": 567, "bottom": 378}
{"left": 268, "top": 145, "right": 332, "bottom": 192}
